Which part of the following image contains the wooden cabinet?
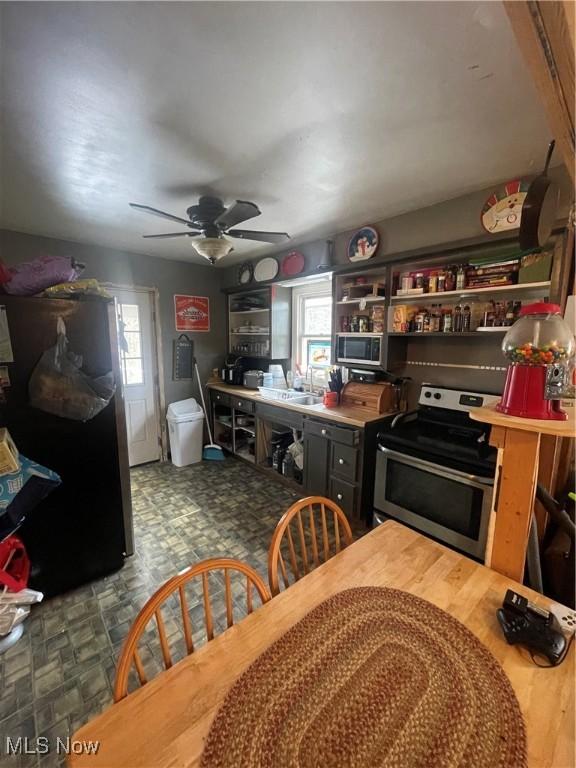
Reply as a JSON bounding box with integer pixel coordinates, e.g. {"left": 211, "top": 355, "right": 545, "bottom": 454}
{"left": 303, "top": 419, "right": 362, "bottom": 516}
{"left": 209, "top": 388, "right": 388, "bottom": 524}
{"left": 227, "top": 286, "right": 291, "bottom": 360}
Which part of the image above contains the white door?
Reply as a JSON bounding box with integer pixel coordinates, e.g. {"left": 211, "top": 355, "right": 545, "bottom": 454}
{"left": 112, "top": 288, "right": 160, "bottom": 466}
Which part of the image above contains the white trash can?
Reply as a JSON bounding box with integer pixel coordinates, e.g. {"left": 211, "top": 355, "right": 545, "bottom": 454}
{"left": 166, "top": 398, "right": 204, "bottom": 467}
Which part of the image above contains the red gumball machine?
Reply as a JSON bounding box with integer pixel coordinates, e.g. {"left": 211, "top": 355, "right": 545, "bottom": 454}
{"left": 496, "top": 302, "right": 575, "bottom": 420}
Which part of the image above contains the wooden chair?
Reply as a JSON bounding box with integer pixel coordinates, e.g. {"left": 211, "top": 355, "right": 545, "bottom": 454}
{"left": 113, "top": 558, "right": 270, "bottom": 701}
{"left": 267, "top": 496, "right": 353, "bottom": 596}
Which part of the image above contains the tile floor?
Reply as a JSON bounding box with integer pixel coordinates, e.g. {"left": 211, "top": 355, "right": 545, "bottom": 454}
{"left": 0, "top": 459, "right": 366, "bottom": 767}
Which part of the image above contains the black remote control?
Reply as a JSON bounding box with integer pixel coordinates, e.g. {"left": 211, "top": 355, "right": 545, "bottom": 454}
{"left": 497, "top": 607, "right": 567, "bottom": 666}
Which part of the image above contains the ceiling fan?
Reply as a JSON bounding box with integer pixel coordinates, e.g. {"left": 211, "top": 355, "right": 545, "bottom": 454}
{"left": 130, "top": 196, "right": 290, "bottom": 264}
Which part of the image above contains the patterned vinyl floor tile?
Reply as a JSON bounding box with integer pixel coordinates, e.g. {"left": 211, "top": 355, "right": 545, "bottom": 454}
{"left": 0, "top": 458, "right": 367, "bottom": 766}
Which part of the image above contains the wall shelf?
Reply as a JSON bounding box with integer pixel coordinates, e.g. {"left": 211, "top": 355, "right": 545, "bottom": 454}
{"left": 387, "top": 332, "right": 505, "bottom": 338}
{"left": 229, "top": 308, "right": 270, "bottom": 314}
{"left": 337, "top": 296, "right": 386, "bottom": 306}
{"left": 336, "top": 332, "right": 383, "bottom": 337}
{"left": 390, "top": 281, "right": 551, "bottom": 303}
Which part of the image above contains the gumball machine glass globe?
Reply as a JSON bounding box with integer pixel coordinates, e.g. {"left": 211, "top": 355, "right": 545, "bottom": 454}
{"left": 501, "top": 303, "right": 575, "bottom": 366}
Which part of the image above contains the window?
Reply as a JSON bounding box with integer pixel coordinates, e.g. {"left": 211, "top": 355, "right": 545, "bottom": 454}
{"left": 291, "top": 281, "right": 333, "bottom": 383}
{"left": 117, "top": 303, "right": 144, "bottom": 386}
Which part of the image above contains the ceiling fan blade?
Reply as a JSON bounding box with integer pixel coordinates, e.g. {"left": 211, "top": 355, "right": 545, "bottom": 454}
{"left": 227, "top": 229, "right": 290, "bottom": 244}
{"left": 130, "top": 203, "right": 199, "bottom": 228}
{"left": 215, "top": 200, "right": 261, "bottom": 229}
{"left": 142, "top": 232, "right": 200, "bottom": 239}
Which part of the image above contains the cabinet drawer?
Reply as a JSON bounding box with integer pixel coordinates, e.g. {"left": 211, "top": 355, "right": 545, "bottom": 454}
{"left": 255, "top": 403, "right": 303, "bottom": 430}
{"left": 211, "top": 391, "right": 231, "bottom": 407}
{"left": 304, "top": 419, "right": 360, "bottom": 446}
{"left": 232, "top": 397, "right": 255, "bottom": 414}
{"left": 329, "top": 476, "right": 356, "bottom": 516}
{"left": 330, "top": 443, "right": 358, "bottom": 482}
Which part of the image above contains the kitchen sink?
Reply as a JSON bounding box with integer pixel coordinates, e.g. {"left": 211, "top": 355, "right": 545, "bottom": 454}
{"left": 298, "top": 395, "right": 324, "bottom": 406}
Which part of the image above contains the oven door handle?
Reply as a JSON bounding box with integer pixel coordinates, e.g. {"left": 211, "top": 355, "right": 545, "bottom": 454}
{"left": 377, "top": 446, "right": 494, "bottom": 486}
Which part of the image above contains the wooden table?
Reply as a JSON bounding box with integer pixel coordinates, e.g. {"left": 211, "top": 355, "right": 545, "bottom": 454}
{"left": 69, "top": 521, "right": 574, "bottom": 768}
{"left": 470, "top": 404, "right": 575, "bottom": 582}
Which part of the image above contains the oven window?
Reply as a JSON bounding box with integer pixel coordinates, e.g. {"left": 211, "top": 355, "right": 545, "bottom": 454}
{"left": 386, "top": 459, "right": 483, "bottom": 539}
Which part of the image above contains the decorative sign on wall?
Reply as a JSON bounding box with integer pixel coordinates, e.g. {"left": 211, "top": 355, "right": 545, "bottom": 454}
{"left": 174, "top": 295, "right": 210, "bottom": 332}
{"left": 348, "top": 226, "right": 379, "bottom": 262}
{"left": 481, "top": 180, "right": 529, "bottom": 234}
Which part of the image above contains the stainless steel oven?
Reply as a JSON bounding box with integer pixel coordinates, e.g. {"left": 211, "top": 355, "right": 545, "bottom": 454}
{"left": 374, "top": 447, "right": 493, "bottom": 559}
{"left": 336, "top": 334, "right": 381, "bottom": 366}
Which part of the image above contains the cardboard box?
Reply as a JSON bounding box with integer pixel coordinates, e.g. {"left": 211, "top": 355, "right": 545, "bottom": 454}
{"left": 518, "top": 252, "right": 552, "bottom": 284}
{"left": 0, "top": 429, "right": 19, "bottom": 476}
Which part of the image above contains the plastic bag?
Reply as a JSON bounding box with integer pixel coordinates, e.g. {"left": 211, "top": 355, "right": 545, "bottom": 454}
{"left": 29, "top": 317, "right": 116, "bottom": 421}
{"left": 42, "top": 279, "right": 111, "bottom": 299}
{"left": 2, "top": 255, "right": 84, "bottom": 296}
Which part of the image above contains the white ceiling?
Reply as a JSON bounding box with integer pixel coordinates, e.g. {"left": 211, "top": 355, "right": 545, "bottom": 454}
{"left": 0, "top": 2, "right": 551, "bottom": 267}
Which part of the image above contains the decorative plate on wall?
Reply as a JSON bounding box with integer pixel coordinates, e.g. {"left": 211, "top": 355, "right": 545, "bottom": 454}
{"left": 281, "top": 251, "right": 305, "bottom": 276}
{"left": 348, "top": 226, "right": 379, "bottom": 262}
{"left": 481, "top": 180, "right": 529, "bottom": 234}
{"left": 254, "top": 257, "right": 279, "bottom": 282}
{"left": 237, "top": 262, "right": 254, "bottom": 285}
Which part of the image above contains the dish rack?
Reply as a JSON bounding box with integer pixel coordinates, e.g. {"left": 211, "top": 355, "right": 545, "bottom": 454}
{"left": 258, "top": 387, "right": 309, "bottom": 403}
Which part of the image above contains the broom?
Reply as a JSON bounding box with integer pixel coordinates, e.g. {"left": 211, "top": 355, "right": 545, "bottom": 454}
{"left": 194, "top": 361, "right": 225, "bottom": 461}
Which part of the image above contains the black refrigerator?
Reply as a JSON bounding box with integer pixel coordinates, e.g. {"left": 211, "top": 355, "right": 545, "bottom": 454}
{"left": 0, "top": 295, "right": 133, "bottom": 598}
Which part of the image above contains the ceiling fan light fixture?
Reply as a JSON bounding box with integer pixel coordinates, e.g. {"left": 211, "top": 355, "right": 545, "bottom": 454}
{"left": 192, "top": 237, "right": 234, "bottom": 264}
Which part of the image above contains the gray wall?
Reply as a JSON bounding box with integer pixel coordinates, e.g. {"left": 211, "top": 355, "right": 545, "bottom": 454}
{"left": 0, "top": 229, "right": 225, "bottom": 407}
{"left": 221, "top": 164, "right": 574, "bottom": 287}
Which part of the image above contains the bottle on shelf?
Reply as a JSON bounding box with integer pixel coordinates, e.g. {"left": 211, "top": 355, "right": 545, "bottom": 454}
{"left": 428, "top": 274, "right": 438, "bottom": 293}
{"left": 430, "top": 304, "right": 441, "bottom": 332}
{"left": 282, "top": 450, "right": 294, "bottom": 479}
{"left": 423, "top": 309, "right": 431, "bottom": 333}
{"left": 445, "top": 268, "right": 456, "bottom": 292}
{"left": 505, "top": 301, "right": 515, "bottom": 326}
{"left": 442, "top": 308, "right": 453, "bottom": 332}
{"left": 453, "top": 304, "right": 463, "bottom": 332}
{"left": 456, "top": 266, "right": 466, "bottom": 291}
{"left": 437, "top": 273, "right": 446, "bottom": 292}
{"left": 462, "top": 304, "right": 471, "bottom": 332}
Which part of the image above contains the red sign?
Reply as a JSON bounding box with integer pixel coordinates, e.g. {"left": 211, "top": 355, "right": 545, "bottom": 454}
{"left": 174, "top": 295, "right": 210, "bottom": 332}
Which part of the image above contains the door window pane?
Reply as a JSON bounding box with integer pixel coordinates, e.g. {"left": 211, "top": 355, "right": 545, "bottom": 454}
{"left": 118, "top": 302, "right": 144, "bottom": 386}
{"left": 124, "top": 331, "right": 141, "bottom": 358}
{"left": 124, "top": 358, "right": 144, "bottom": 386}
{"left": 121, "top": 304, "right": 140, "bottom": 331}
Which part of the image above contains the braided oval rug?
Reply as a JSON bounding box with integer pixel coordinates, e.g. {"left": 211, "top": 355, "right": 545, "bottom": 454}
{"left": 200, "top": 587, "right": 527, "bottom": 768}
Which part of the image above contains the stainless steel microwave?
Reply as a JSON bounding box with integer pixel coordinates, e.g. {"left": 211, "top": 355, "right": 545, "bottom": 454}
{"left": 336, "top": 334, "right": 381, "bottom": 366}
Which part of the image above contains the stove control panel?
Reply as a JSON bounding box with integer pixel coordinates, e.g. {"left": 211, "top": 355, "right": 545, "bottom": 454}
{"left": 419, "top": 386, "right": 500, "bottom": 412}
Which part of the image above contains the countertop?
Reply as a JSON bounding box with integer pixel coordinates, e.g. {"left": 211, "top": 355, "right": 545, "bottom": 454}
{"left": 207, "top": 382, "right": 396, "bottom": 428}
{"left": 469, "top": 404, "right": 576, "bottom": 437}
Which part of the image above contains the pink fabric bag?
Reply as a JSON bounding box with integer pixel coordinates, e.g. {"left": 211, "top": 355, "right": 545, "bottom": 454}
{"left": 2, "top": 255, "right": 83, "bottom": 296}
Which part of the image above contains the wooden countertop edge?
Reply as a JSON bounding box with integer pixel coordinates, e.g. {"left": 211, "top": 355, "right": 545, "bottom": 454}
{"left": 470, "top": 404, "right": 576, "bottom": 437}
{"left": 207, "top": 382, "right": 396, "bottom": 427}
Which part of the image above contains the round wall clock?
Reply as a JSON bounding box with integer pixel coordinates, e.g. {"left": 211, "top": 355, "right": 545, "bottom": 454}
{"left": 237, "top": 262, "right": 254, "bottom": 285}
{"left": 254, "top": 257, "right": 279, "bottom": 282}
{"left": 348, "top": 226, "right": 379, "bottom": 262}
{"left": 481, "top": 180, "right": 529, "bottom": 234}
{"left": 281, "top": 251, "right": 305, "bottom": 276}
